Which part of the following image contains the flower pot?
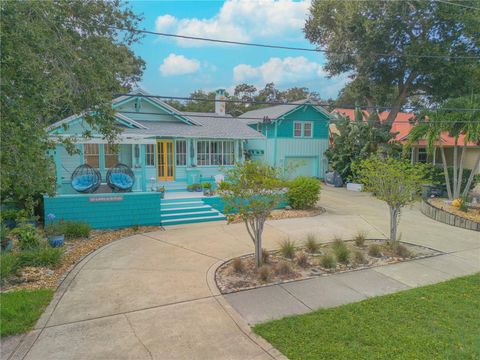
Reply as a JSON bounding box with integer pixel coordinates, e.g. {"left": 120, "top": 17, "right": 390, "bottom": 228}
{"left": 195, "top": 188, "right": 203, "bottom": 192}
{"left": 160, "top": 191, "right": 165, "bottom": 199}
{"left": 2, "top": 219, "right": 16, "bottom": 229}
{"left": 48, "top": 234, "right": 65, "bottom": 248}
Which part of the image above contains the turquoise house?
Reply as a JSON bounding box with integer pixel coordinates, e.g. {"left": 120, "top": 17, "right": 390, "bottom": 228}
{"left": 45, "top": 89, "right": 331, "bottom": 228}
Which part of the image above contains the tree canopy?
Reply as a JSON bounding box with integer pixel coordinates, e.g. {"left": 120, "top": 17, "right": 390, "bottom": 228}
{"left": 1, "top": 0, "right": 145, "bottom": 210}
{"left": 305, "top": 0, "right": 480, "bottom": 124}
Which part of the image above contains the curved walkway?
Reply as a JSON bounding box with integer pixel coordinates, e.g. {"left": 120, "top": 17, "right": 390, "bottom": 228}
{"left": 6, "top": 187, "right": 480, "bottom": 359}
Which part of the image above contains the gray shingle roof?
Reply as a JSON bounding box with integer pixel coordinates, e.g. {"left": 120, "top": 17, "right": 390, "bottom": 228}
{"left": 122, "top": 112, "right": 264, "bottom": 139}
{"left": 238, "top": 99, "right": 331, "bottom": 125}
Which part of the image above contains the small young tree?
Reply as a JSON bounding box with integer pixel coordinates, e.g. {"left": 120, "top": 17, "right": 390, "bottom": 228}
{"left": 354, "top": 155, "right": 426, "bottom": 243}
{"left": 218, "top": 161, "right": 286, "bottom": 269}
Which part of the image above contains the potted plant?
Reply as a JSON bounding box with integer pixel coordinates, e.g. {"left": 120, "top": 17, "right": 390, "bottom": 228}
{"left": 157, "top": 186, "right": 166, "bottom": 199}
{"left": 44, "top": 213, "right": 65, "bottom": 248}
{"left": 187, "top": 185, "right": 194, "bottom": 192}
{"left": 16, "top": 209, "right": 38, "bottom": 227}
{"left": 193, "top": 183, "right": 203, "bottom": 192}
{"left": 202, "top": 182, "right": 212, "bottom": 196}
{"left": 0, "top": 223, "right": 13, "bottom": 252}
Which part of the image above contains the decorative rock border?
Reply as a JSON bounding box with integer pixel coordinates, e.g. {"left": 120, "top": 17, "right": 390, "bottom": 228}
{"left": 421, "top": 200, "right": 480, "bottom": 231}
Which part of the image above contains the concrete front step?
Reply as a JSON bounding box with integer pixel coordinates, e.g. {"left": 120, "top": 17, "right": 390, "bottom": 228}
{"left": 160, "top": 197, "right": 226, "bottom": 226}
{"left": 161, "top": 214, "right": 226, "bottom": 226}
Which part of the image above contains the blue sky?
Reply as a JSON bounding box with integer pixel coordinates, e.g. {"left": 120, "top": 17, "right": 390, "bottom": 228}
{"left": 129, "top": 0, "right": 348, "bottom": 99}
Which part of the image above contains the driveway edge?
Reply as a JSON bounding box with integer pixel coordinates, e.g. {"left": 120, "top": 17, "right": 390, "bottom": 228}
{"left": 206, "top": 260, "right": 288, "bottom": 360}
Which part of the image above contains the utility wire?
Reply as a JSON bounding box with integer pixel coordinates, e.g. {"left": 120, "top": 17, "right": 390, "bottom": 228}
{"left": 114, "top": 93, "right": 480, "bottom": 113}
{"left": 111, "top": 26, "right": 480, "bottom": 60}
{"left": 116, "top": 110, "right": 480, "bottom": 124}
{"left": 435, "top": 0, "right": 480, "bottom": 11}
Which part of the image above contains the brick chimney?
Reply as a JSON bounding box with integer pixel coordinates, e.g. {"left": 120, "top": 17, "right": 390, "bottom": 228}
{"left": 215, "top": 89, "right": 226, "bottom": 116}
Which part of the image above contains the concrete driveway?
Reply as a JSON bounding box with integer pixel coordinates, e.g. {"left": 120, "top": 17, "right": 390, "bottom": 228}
{"left": 5, "top": 187, "right": 479, "bottom": 359}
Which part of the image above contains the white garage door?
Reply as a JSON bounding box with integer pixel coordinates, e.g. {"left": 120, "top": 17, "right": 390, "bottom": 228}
{"left": 285, "top": 157, "right": 317, "bottom": 179}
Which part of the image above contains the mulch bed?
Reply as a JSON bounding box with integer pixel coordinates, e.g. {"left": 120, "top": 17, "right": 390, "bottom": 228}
{"left": 216, "top": 240, "right": 441, "bottom": 294}
{"left": 1, "top": 226, "right": 162, "bottom": 292}
{"left": 229, "top": 207, "right": 325, "bottom": 224}
{"left": 428, "top": 198, "right": 480, "bottom": 223}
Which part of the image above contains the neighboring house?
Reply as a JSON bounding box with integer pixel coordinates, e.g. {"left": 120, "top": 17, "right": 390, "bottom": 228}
{"left": 332, "top": 108, "right": 480, "bottom": 174}
{"left": 239, "top": 100, "right": 331, "bottom": 179}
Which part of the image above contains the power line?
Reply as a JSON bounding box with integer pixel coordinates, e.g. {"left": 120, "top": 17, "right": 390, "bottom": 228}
{"left": 112, "top": 26, "right": 480, "bottom": 61}
{"left": 116, "top": 110, "right": 480, "bottom": 124}
{"left": 114, "top": 93, "right": 480, "bottom": 113}
{"left": 435, "top": 0, "right": 480, "bottom": 11}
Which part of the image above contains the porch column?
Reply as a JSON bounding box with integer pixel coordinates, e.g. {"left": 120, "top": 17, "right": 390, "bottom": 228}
{"left": 433, "top": 147, "right": 436, "bottom": 165}
{"left": 140, "top": 144, "right": 146, "bottom": 191}
{"left": 54, "top": 145, "right": 62, "bottom": 187}
{"left": 99, "top": 144, "right": 105, "bottom": 175}
{"left": 189, "top": 139, "right": 196, "bottom": 166}
{"left": 410, "top": 147, "right": 415, "bottom": 164}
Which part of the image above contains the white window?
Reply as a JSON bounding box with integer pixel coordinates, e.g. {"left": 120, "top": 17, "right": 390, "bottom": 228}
{"left": 176, "top": 140, "right": 187, "bottom": 166}
{"left": 418, "top": 148, "right": 428, "bottom": 163}
{"left": 196, "top": 140, "right": 235, "bottom": 166}
{"left": 294, "top": 122, "right": 302, "bottom": 137}
{"left": 303, "top": 122, "right": 312, "bottom": 137}
{"left": 84, "top": 144, "right": 99, "bottom": 168}
{"left": 145, "top": 144, "right": 155, "bottom": 166}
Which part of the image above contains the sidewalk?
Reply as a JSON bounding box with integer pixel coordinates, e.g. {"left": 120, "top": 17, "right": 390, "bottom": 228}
{"left": 225, "top": 248, "right": 480, "bottom": 324}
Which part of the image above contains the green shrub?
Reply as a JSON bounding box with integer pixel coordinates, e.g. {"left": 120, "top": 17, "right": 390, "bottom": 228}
{"left": 368, "top": 244, "right": 382, "bottom": 257}
{"left": 304, "top": 234, "right": 320, "bottom": 253}
{"left": 279, "top": 238, "right": 296, "bottom": 259}
{"left": 61, "top": 221, "right": 91, "bottom": 239}
{"left": 286, "top": 177, "right": 321, "bottom": 209}
{"left": 12, "top": 224, "right": 42, "bottom": 251}
{"left": 459, "top": 196, "right": 469, "bottom": 212}
{"left": 17, "top": 247, "right": 63, "bottom": 268}
{"left": 320, "top": 253, "right": 336, "bottom": 269}
{"left": 332, "top": 237, "right": 347, "bottom": 252}
{"left": 354, "top": 231, "right": 367, "bottom": 247}
{"left": 1, "top": 253, "right": 19, "bottom": 283}
{"left": 276, "top": 261, "right": 293, "bottom": 275}
{"left": 296, "top": 252, "right": 309, "bottom": 267}
{"left": 334, "top": 245, "right": 350, "bottom": 264}
{"left": 232, "top": 257, "right": 244, "bottom": 273}
{"left": 353, "top": 250, "right": 367, "bottom": 264}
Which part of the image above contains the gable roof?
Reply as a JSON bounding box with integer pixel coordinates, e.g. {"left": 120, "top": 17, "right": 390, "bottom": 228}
{"left": 238, "top": 100, "right": 331, "bottom": 125}
{"left": 332, "top": 108, "right": 478, "bottom": 147}
{"left": 47, "top": 112, "right": 148, "bottom": 133}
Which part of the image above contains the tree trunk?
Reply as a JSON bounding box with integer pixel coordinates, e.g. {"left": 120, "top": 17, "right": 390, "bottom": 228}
{"left": 384, "top": 72, "right": 416, "bottom": 127}
{"left": 453, "top": 139, "right": 458, "bottom": 198}
{"left": 462, "top": 153, "right": 480, "bottom": 198}
{"left": 389, "top": 206, "right": 400, "bottom": 244}
{"left": 440, "top": 146, "right": 453, "bottom": 200}
{"left": 455, "top": 146, "right": 466, "bottom": 198}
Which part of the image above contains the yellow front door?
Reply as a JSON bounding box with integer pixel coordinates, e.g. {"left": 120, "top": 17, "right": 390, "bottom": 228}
{"left": 157, "top": 140, "right": 174, "bottom": 181}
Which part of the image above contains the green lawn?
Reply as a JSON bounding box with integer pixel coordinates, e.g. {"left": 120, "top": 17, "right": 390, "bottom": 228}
{"left": 0, "top": 288, "right": 53, "bottom": 337}
{"left": 254, "top": 273, "right": 480, "bottom": 360}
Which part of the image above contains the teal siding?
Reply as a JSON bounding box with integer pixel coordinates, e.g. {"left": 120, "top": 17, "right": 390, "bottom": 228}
{"left": 44, "top": 192, "right": 161, "bottom": 229}
{"left": 276, "top": 106, "right": 329, "bottom": 139}
{"left": 114, "top": 98, "right": 179, "bottom": 122}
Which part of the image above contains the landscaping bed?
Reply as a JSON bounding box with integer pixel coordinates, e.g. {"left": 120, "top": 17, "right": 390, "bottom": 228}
{"left": 1, "top": 226, "right": 161, "bottom": 291}
{"left": 428, "top": 197, "right": 480, "bottom": 223}
{"left": 254, "top": 273, "right": 480, "bottom": 360}
{"left": 229, "top": 206, "right": 325, "bottom": 224}
{"left": 216, "top": 235, "right": 441, "bottom": 294}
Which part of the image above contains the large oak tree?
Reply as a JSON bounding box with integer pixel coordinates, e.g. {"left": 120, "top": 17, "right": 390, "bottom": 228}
{"left": 305, "top": 0, "right": 480, "bottom": 125}
{"left": 1, "top": 0, "right": 145, "bottom": 210}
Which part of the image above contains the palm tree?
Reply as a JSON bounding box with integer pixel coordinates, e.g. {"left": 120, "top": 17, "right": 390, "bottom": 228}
{"left": 406, "top": 95, "right": 480, "bottom": 200}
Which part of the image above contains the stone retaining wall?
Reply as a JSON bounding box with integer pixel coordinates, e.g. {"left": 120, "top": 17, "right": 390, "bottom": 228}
{"left": 421, "top": 200, "right": 480, "bottom": 232}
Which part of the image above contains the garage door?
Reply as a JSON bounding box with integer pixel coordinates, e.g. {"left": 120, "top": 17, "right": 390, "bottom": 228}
{"left": 285, "top": 157, "right": 317, "bottom": 179}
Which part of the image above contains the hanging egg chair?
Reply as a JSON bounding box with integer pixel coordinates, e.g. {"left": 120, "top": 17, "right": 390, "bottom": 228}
{"left": 106, "top": 163, "right": 135, "bottom": 192}
{"left": 71, "top": 164, "right": 102, "bottom": 193}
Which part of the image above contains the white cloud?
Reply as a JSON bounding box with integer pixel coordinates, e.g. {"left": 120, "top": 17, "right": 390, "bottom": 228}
{"left": 233, "top": 56, "right": 325, "bottom": 85}
{"left": 159, "top": 54, "right": 201, "bottom": 76}
{"left": 155, "top": 0, "right": 311, "bottom": 47}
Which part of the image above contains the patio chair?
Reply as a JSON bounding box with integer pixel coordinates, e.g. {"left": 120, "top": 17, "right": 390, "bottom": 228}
{"left": 71, "top": 164, "right": 102, "bottom": 193}
{"left": 106, "top": 163, "right": 135, "bottom": 192}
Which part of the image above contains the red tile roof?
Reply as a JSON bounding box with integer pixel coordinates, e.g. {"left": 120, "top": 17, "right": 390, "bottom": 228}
{"left": 332, "top": 108, "right": 478, "bottom": 147}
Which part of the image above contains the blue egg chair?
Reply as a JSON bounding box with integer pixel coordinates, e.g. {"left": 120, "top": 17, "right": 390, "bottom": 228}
{"left": 106, "top": 163, "right": 135, "bottom": 192}
{"left": 71, "top": 164, "right": 101, "bottom": 193}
